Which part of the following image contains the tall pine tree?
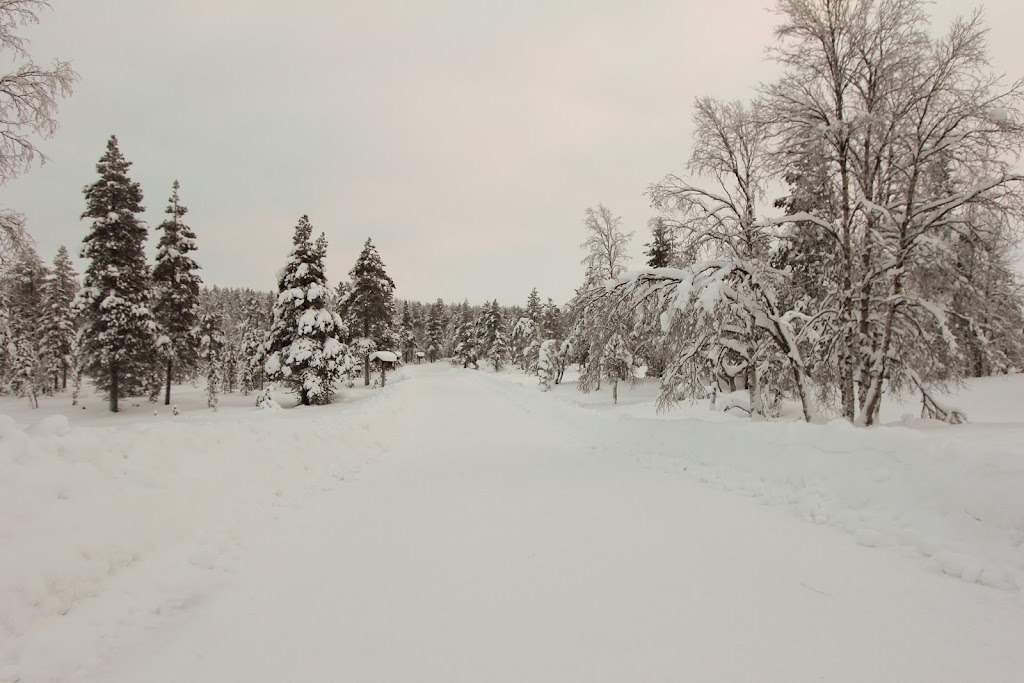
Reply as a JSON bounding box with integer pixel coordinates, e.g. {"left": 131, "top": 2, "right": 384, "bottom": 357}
{"left": 40, "top": 245, "right": 77, "bottom": 391}
{"left": 525, "top": 288, "right": 542, "bottom": 323}
{"left": 76, "top": 135, "right": 158, "bottom": 412}
{"left": 152, "top": 180, "right": 202, "bottom": 405}
{"left": 197, "top": 311, "right": 226, "bottom": 409}
{"left": 2, "top": 246, "right": 48, "bottom": 405}
{"left": 425, "top": 298, "right": 445, "bottom": 361}
{"left": 399, "top": 300, "right": 416, "bottom": 362}
{"left": 344, "top": 238, "right": 396, "bottom": 386}
{"left": 264, "top": 215, "right": 349, "bottom": 405}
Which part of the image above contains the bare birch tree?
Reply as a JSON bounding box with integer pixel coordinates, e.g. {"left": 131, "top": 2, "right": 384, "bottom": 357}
{"left": 763, "top": 0, "right": 1024, "bottom": 424}
{"left": 580, "top": 203, "right": 632, "bottom": 283}
{"left": 0, "top": 0, "right": 77, "bottom": 261}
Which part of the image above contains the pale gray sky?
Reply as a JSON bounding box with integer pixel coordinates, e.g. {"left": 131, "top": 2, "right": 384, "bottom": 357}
{"left": 3, "top": 0, "right": 1021, "bottom": 306}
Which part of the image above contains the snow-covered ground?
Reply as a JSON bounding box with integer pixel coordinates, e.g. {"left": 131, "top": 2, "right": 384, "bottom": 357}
{"left": 2, "top": 364, "right": 1023, "bottom": 682}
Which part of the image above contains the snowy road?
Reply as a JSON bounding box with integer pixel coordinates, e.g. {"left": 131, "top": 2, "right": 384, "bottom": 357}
{"left": 70, "top": 366, "right": 1024, "bottom": 681}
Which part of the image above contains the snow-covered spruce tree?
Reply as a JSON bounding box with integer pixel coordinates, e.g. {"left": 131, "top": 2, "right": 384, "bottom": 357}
{"left": 399, "top": 301, "right": 416, "bottom": 362}
{"left": 76, "top": 136, "right": 158, "bottom": 412}
{"left": 39, "top": 245, "right": 77, "bottom": 391}
{"left": 151, "top": 180, "right": 202, "bottom": 405}
{"left": 240, "top": 327, "right": 266, "bottom": 394}
{"left": 525, "top": 288, "right": 542, "bottom": 324}
{"left": 644, "top": 217, "right": 677, "bottom": 268}
{"left": 9, "top": 338, "right": 42, "bottom": 407}
{"left": 344, "top": 238, "right": 395, "bottom": 385}
{"left": 221, "top": 339, "right": 239, "bottom": 394}
{"left": 197, "top": 312, "right": 225, "bottom": 409}
{"left": 1, "top": 245, "right": 47, "bottom": 402}
{"left": 490, "top": 329, "right": 511, "bottom": 372}
{"left": 425, "top": 298, "right": 445, "bottom": 362}
{"left": 537, "top": 339, "right": 559, "bottom": 391}
{"left": 541, "top": 298, "right": 562, "bottom": 340}
{"left": 478, "top": 300, "right": 504, "bottom": 358}
{"left": 453, "top": 306, "right": 479, "bottom": 368}
{"left": 264, "top": 215, "right": 350, "bottom": 405}
{"left": 239, "top": 294, "right": 271, "bottom": 394}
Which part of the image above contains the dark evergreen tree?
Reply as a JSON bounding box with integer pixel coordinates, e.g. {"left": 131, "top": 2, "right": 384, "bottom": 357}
{"left": 399, "top": 301, "right": 416, "bottom": 362}
{"left": 343, "top": 238, "right": 396, "bottom": 385}
{"left": 490, "top": 328, "right": 511, "bottom": 371}
{"left": 76, "top": 136, "right": 158, "bottom": 412}
{"left": 453, "top": 305, "right": 478, "bottom": 368}
{"left": 425, "top": 298, "right": 445, "bottom": 361}
{"left": 479, "top": 300, "right": 504, "bottom": 356}
{"left": 2, "top": 244, "right": 46, "bottom": 338}
{"left": 40, "top": 245, "right": 77, "bottom": 391}
{"left": 334, "top": 280, "right": 352, "bottom": 329}
{"left": 151, "top": 180, "right": 202, "bottom": 405}
{"left": 197, "top": 311, "right": 226, "bottom": 409}
{"left": 644, "top": 217, "right": 676, "bottom": 268}
{"left": 525, "top": 287, "right": 542, "bottom": 323}
{"left": 542, "top": 298, "right": 563, "bottom": 340}
{"left": 2, "top": 246, "right": 48, "bottom": 404}
{"left": 264, "top": 215, "right": 349, "bottom": 405}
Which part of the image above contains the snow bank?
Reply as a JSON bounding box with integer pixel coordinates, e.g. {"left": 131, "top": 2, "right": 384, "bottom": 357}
{"left": 479, "top": 370, "right": 1024, "bottom": 594}
{"left": 0, "top": 388, "right": 395, "bottom": 681}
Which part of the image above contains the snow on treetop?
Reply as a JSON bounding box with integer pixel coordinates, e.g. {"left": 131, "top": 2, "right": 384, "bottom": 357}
{"left": 370, "top": 351, "right": 398, "bottom": 363}
{"left": 986, "top": 107, "right": 1010, "bottom": 124}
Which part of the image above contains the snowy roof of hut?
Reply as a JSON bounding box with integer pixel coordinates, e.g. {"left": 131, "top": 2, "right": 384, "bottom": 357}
{"left": 370, "top": 351, "right": 398, "bottom": 363}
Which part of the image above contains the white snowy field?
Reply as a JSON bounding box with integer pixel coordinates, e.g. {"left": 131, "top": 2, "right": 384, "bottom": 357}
{"left": 2, "top": 364, "right": 1024, "bottom": 682}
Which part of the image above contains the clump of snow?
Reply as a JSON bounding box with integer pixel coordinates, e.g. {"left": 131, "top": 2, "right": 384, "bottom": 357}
{"left": 986, "top": 107, "right": 1011, "bottom": 123}
{"left": 256, "top": 386, "right": 281, "bottom": 411}
{"left": 24, "top": 414, "right": 72, "bottom": 437}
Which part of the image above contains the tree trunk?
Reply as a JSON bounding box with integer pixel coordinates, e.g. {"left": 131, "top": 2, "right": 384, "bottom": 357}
{"left": 381, "top": 364, "right": 386, "bottom": 387}
{"left": 53, "top": 372, "right": 59, "bottom": 393}
{"left": 62, "top": 363, "right": 67, "bottom": 390}
{"left": 791, "top": 363, "right": 812, "bottom": 423}
{"left": 748, "top": 364, "right": 764, "bottom": 417}
{"left": 165, "top": 357, "right": 173, "bottom": 405}
{"left": 612, "top": 378, "right": 618, "bottom": 405}
{"left": 364, "top": 355, "right": 370, "bottom": 386}
{"left": 110, "top": 362, "right": 119, "bottom": 413}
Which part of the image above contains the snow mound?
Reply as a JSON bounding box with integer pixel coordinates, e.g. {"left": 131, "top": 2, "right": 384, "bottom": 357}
{"left": 25, "top": 415, "right": 71, "bottom": 437}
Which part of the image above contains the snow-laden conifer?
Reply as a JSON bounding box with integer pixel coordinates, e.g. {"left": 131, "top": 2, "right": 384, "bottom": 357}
{"left": 264, "top": 215, "right": 350, "bottom": 405}
{"left": 75, "top": 136, "right": 158, "bottom": 412}
{"left": 39, "top": 246, "right": 77, "bottom": 392}
{"left": 197, "top": 312, "right": 225, "bottom": 410}
{"left": 1, "top": 245, "right": 47, "bottom": 404}
{"left": 343, "top": 238, "right": 395, "bottom": 385}
{"left": 152, "top": 180, "right": 202, "bottom": 405}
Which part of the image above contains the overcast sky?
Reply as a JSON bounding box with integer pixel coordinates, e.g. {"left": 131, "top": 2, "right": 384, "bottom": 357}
{"left": 3, "top": 0, "right": 1022, "bottom": 306}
